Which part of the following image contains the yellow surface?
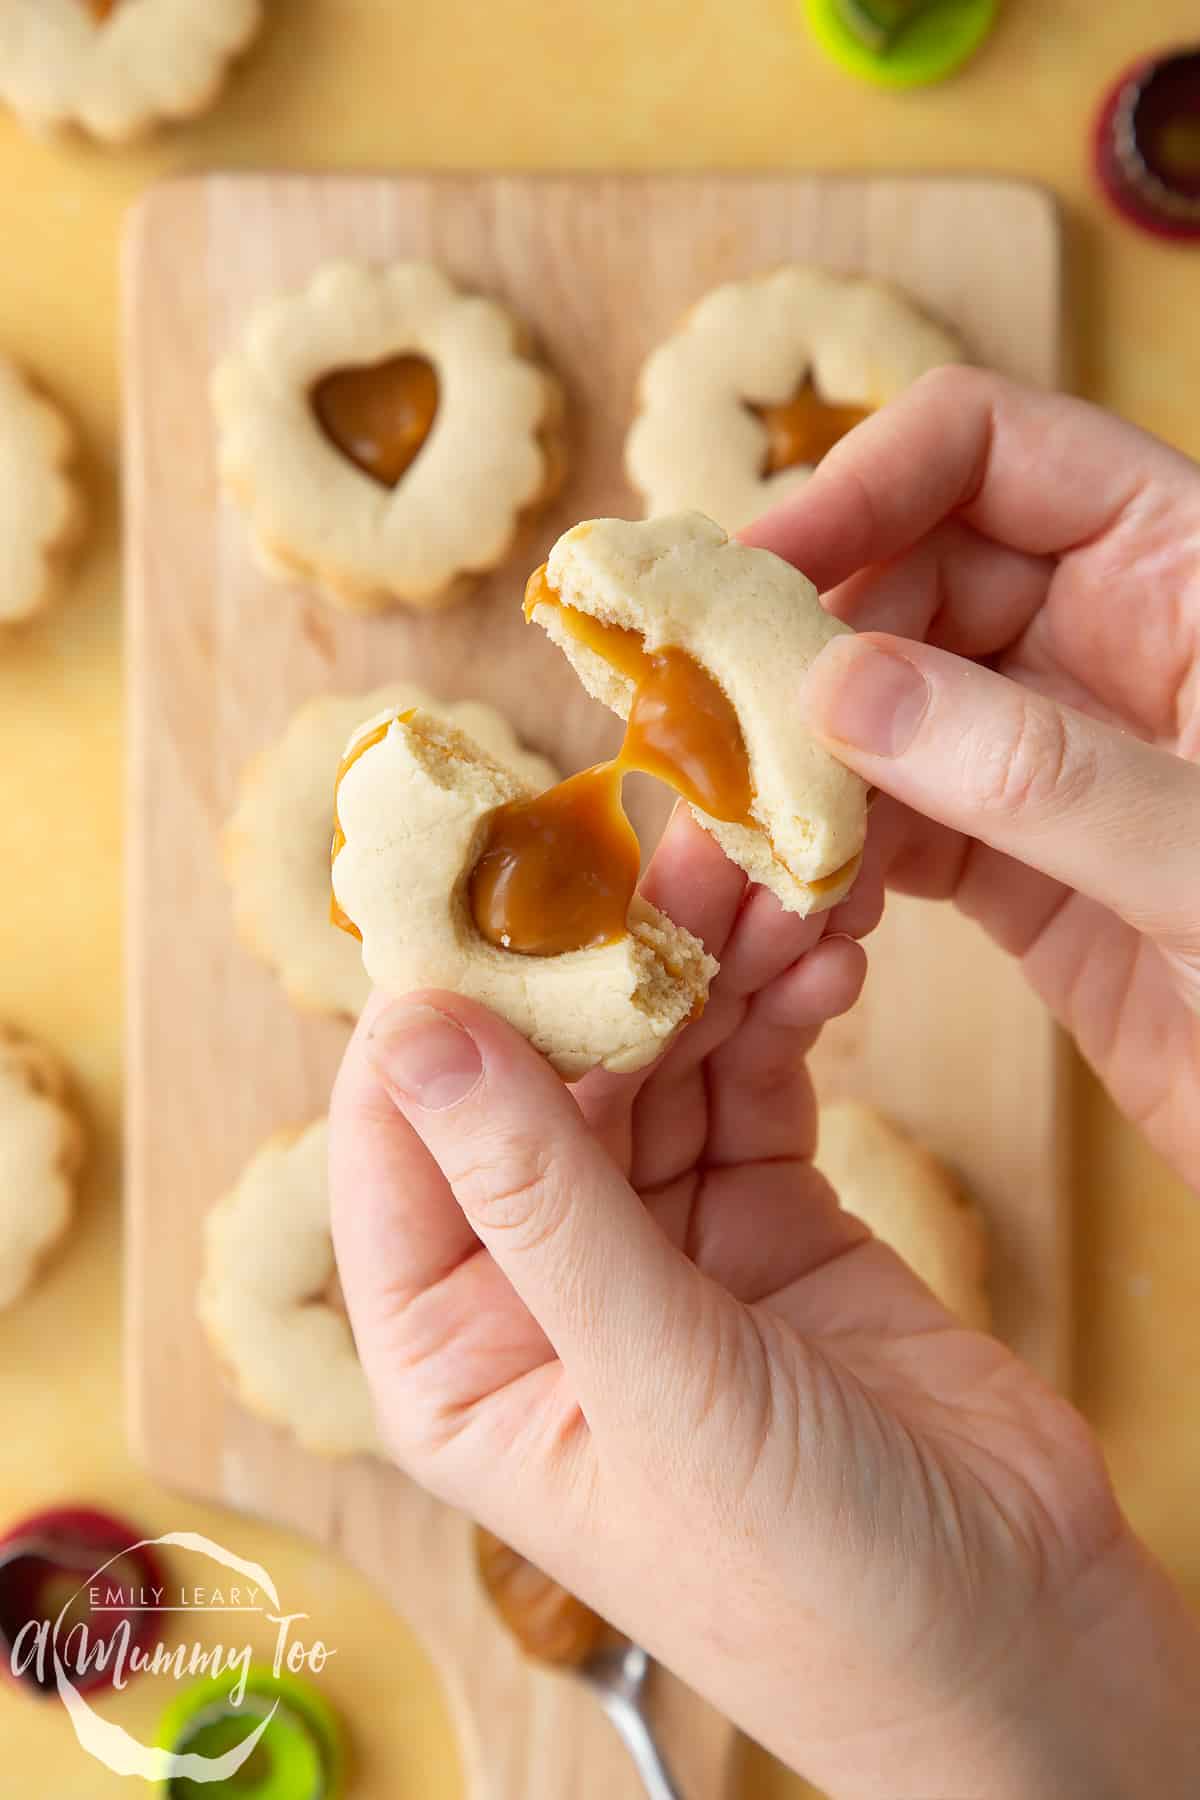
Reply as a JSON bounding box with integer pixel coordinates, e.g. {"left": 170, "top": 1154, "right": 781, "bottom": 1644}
{"left": 1, "top": 3, "right": 1198, "bottom": 1796}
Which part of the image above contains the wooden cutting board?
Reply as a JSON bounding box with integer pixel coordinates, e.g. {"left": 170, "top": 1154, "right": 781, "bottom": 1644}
{"left": 124, "top": 172, "right": 1067, "bottom": 1799}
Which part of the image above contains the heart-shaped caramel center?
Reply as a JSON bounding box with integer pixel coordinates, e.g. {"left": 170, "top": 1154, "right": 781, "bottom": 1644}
{"left": 310, "top": 354, "right": 439, "bottom": 489}
{"left": 751, "top": 375, "right": 871, "bottom": 475}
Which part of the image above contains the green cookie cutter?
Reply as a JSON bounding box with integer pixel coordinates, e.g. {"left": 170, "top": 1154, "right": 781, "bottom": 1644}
{"left": 155, "top": 1665, "right": 347, "bottom": 1799}
{"left": 803, "top": 0, "right": 999, "bottom": 88}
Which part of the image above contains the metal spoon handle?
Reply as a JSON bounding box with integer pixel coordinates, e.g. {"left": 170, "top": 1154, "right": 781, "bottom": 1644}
{"left": 598, "top": 1691, "right": 685, "bottom": 1800}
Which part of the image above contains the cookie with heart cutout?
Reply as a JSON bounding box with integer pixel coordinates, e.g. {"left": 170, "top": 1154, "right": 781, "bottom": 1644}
{"left": 213, "top": 259, "right": 566, "bottom": 612}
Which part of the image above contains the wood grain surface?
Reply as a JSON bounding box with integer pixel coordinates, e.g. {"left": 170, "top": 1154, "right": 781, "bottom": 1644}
{"left": 125, "top": 172, "right": 1065, "bottom": 1799}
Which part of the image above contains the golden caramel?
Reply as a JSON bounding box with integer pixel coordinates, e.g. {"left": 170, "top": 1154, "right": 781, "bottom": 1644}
{"left": 476, "top": 1528, "right": 607, "bottom": 1668}
{"left": 623, "top": 645, "right": 752, "bottom": 822}
{"left": 469, "top": 763, "right": 640, "bottom": 957}
{"left": 469, "top": 568, "right": 758, "bottom": 956}
{"left": 311, "top": 354, "right": 439, "bottom": 488}
{"left": 752, "top": 376, "right": 871, "bottom": 475}
{"left": 85, "top": 0, "right": 118, "bottom": 18}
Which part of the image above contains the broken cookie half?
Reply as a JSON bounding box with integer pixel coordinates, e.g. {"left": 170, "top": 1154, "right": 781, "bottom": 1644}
{"left": 529, "top": 511, "right": 867, "bottom": 914}
{"left": 331, "top": 709, "right": 716, "bottom": 1080}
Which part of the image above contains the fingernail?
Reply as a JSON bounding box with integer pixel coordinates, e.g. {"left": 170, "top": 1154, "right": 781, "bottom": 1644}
{"left": 367, "top": 1004, "right": 483, "bottom": 1111}
{"left": 808, "top": 640, "right": 929, "bottom": 758}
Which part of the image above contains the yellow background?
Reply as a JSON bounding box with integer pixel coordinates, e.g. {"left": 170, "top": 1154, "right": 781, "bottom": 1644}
{"left": 1, "top": 2, "right": 1198, "bottom": 1794}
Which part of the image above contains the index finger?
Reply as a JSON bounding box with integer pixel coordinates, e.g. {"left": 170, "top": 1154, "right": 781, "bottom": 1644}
{"left": 740, "top": 366, "right": 1200, "bottom": 591}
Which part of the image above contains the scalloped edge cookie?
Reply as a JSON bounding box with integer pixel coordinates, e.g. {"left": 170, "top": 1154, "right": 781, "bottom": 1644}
{"left": 0, "top": 357, "right": 85, "bottom": 628}
{"left": 225, "top": 684, "right": 559, "bottom": 1020}
{"left": 0, "top": 1025, "right": 85, "bottom": 1311}
{"left": 332, "top": 707, "right": 717, "bottom": 1080}
{"left": 626, "top": 265, "right": 964, "bottom": 532}
{"left": 0, "top": 0, "right": 262, "bottom": 142}
{"left": 815, "top": 1100, "right": 991, "bottom": 1331}
{"left": 198, "top": 1118, "right": 381, "bottom": 1460}
{"left": 531, "top": 512, "right": 868, "bottom": 916}
{"left": 213, "top": 260, "right": 567, "bottom": 613}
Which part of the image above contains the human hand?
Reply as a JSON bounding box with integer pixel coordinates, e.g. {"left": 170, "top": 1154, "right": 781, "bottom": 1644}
{"left": 330, "top": 807, "right": 1200, "bottom": 1799}
{"left": 745, "top": 366, "right": 1200, "bottom": 1192}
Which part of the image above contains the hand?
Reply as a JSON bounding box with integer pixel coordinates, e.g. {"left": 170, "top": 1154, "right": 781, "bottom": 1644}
{"left": 745, "top": 366, "right": 1200, "bottom": 1191}
{"left": 331, "top": 809, "right": 1200, "bottom": 1799}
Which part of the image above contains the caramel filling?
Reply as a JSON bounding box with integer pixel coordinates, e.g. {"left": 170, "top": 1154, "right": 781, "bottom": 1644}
{"left": 751, "top": 376, "right": 871, "bottom": 475}
{"left": 476, "top": 1528, "right": 606, "bottom": 1668}
{"left": 311, "top": 354, "right": 439, "bottom": 488}
{"left": 84, "top": 0, "right": 118, "bottom": 18}
{"left": 464, "top": 567, "right": 758, "bottom": 957}
{"left": 469, "top": 763, "right": 641, "bottom": 957}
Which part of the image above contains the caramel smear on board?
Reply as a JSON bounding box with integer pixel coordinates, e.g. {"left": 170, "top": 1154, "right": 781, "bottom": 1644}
{"left": 476, "top": 1528, "right": 607, "bottom": 1668}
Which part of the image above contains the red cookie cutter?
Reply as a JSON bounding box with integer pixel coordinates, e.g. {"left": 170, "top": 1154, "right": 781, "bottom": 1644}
{"left": 1093, "top": 45, "right": 1200, "bottom": 241}
{"left": 0, "top": 1506, "right": 165, "bottom": 1698}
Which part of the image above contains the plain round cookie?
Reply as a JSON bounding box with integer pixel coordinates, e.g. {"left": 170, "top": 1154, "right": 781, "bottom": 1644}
{"left": 225, "top": 684, "right": 558, "bottom": 1020}
{"left": 0, "top": 358, "right": 84, "bottom": 627}
{"left": 815, "top": 1100, "right": 991, "bottom": 1331}
{"left": 626, "top": 265, "right": 964, "bottom": 532}
{"left": 0, "top": 0, "right": 262, "bottom": 142}
{"left": 332, "top": 708, "right": 717, "bottom": 1080}
{"left": 0, "top": 1026, "right": 85, "bottom": 1310}
{"left": 532, "top": 511, "right": 868, "bottom": 915}
{"left": 198, "top": 1119, "right": 380, "bottom": 1460}
{"left": 213, "top": 260, "right": 566, "bottom": 613}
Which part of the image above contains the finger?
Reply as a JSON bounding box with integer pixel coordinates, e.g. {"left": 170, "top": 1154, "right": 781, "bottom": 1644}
{"left": 705, "top": 935, "right": 867, "bottom": 1166}
{"left": 803, "top": 632, "right": 1200, "bottom": 956}
{"left": 572, "top": 802, "right": 749, "bottom": 1140}
{"left": 329, "top": 994, "right": 556, "bottom": 1429}
{"left": 865, "top": 794, "right": 1068, "bottom": 952}
{"left": 674, "top": 1162, "right": 870, "bottom": 1307}
{"left": 359, "top": 991, "right": 698, "bottom": 1427}
{"left": 716, "top": 884, "right": 824, "bottom": 998}
{"left": 821, "top": 516, "right": 1051, "bottom": 657}
{"left": 741, "top": 365, "right": 1199, "bottom": 590}
{"left": 331, "top": 989, "right": 478, "bottom": 1307}
{"left": 637, "top": 799, "right": 748, "bottom": 957}
{"left": 629, "top": 932, "right": 866, "bottom": 1191}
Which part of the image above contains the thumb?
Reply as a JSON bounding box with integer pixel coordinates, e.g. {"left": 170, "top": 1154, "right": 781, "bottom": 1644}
{"left": 358, "top": 992, "right": 698, "bottom": 1426}
{"left": 803, "top": 633, "right": 1200, "bottom": 960}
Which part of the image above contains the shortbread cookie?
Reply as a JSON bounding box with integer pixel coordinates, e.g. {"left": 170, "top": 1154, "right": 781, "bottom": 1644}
{"left": 815, "top": 1101, "right": 990, "bottom": 1331}
{"left": 529, "top": 512, "right": 868, "bottom": 915}
{"left": 0, "top": 358, "right": 84, "bottom": 627}
{"left": 198, "top": 1119, "right": 380, "bottom": 1459}
{"left": 0, "top": 0, "right": 262, "bottom": 142}
{"left": 0, "top": 1027, "right": 85, "bottom": 1310}
{"left": 213, "top": 261, "right": 565, "bottom": 613}
{"left": 332, "top": 709, "right": 717, "bottom": 1080}
{"left": 225, "top": 685, "right": 558, "bottom": 1019}
{"left": 626, "top": 266, "right": 963, "bottom": 531}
